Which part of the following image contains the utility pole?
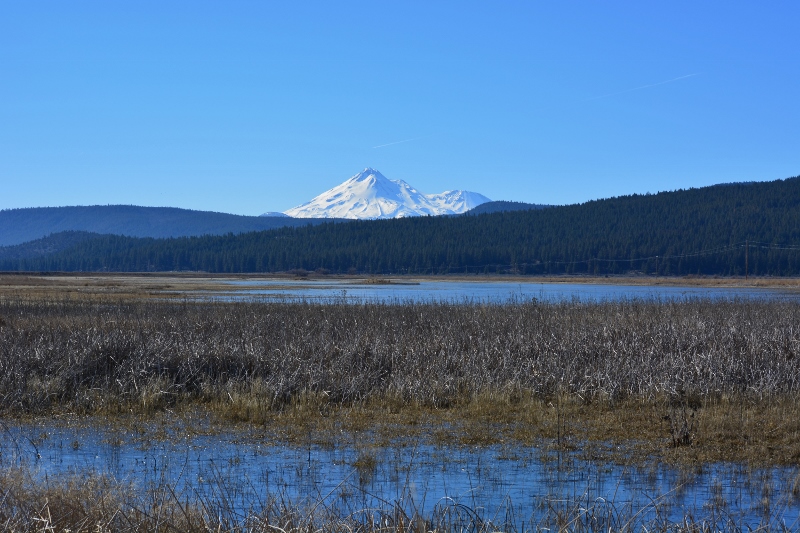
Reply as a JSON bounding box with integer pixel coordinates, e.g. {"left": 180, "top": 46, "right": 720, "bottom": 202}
{"left": 745, "top": 240, "right": 749, "bottom": 280}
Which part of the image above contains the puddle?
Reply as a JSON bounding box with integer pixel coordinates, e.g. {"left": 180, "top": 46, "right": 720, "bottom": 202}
{"left": 2, "top": 419, "right": 799, "bottom": 529}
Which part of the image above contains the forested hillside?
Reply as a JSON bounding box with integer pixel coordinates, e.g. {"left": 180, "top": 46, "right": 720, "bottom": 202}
{"left": 0, "top": 205, "right": 335, "bottom": 246}
{"left": 466, "top": 200, "right": 549, "bottom": 215}
{"left": 3, "top": 177, "right": 800, "bottom": 275}
{"left": 0, "top": 231, "right": 106, "bottom": 261}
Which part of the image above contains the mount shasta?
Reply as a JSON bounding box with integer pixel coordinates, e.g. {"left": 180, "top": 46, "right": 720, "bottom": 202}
{"left": 281, "top": 168, "right": 491, "bottom": 219}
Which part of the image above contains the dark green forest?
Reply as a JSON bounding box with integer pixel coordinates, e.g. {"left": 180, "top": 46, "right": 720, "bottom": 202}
{"left": 3, "top": 177, "right": 800, "bottom": 275}
{"left": 464, "top": 200, "right": 549, "bottom": 215}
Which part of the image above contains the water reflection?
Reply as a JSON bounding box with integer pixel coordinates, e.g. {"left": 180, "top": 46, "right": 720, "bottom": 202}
{"left": 199, "top": 279, "right": 799, "bottom": 303}
{"left": 3, "top": 421, "right": 799, "bottom": 529}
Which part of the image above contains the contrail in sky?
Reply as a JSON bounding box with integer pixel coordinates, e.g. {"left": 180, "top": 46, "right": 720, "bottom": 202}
{"left": 584, "top": 73, "right": 700, "bottom": 102}
{"left": 372, "top": 137, "right": 420, "bottom": 149}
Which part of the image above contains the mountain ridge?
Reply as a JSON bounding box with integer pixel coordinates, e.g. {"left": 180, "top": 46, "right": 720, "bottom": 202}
{"left": 0, "top": 205, "right": 340, "bottom": 247}
{"left": 4, "top": 175, "right": 799, "bottom": 276}
{"left": 284, "top": 168, "right": 491, "bottom": 219}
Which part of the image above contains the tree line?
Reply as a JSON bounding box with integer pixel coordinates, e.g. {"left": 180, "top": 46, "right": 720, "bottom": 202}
{"left": 3, "top": 177, "right": 800, "bottom": 275}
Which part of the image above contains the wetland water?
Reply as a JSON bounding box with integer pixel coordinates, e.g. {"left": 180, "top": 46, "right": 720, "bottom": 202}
{"left": 213, "top": 279, "right": 798, "bottom": 303}
{"left": 6, "top": 285, "right": 800, "bottom": 528}
{"left": 3, "top": 421, "right": 799, "bottom": 529}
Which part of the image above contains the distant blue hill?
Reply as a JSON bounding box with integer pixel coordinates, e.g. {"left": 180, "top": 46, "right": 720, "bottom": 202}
{"left": 466, "top": 200, "right": 550, "bottom": 215}
{"left": 0, "top": 205, "right": 337, "bottom": 247}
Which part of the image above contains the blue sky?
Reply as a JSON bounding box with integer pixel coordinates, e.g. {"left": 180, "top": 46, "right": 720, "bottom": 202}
{"left": 1, "top": 2, "right": 798, "bottom": 215}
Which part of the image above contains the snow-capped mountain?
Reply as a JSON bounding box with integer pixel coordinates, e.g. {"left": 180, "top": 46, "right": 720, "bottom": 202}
{"left": 284, "top": 168, "right": 491, "bottom": 219}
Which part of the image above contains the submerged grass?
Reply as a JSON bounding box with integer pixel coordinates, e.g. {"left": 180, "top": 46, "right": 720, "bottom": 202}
{"left": 2, "top": 295, "right": 800, "bottom": 463}
{"left": 2, "top": 457, "right": 799, "bottom": 532}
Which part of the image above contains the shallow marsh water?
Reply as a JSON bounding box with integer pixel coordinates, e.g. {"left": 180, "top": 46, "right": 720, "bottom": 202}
{"left": 213, "top": 279, "right": 798, "bottom": 303}
{"left": 3, "top": 420, "right": 799, "bottom": 530}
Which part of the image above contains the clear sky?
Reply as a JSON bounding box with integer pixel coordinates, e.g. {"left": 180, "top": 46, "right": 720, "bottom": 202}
{"left": 1, "top": 2, "right": 798, "bottom": 215}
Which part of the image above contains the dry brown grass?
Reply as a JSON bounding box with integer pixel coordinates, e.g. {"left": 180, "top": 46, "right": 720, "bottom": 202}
{"left": 204, "top": 391, "right": 800, "bottom": 464}
{"left": 2, "top": 294, "right": 800, "bottom": 463}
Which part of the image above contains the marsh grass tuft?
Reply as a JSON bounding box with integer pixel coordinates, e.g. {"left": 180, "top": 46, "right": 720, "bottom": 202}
{"left": 353, "top": 449, "right": 379, "bottom": 485}
{"left": 666, "top": 390, "right": 699, "bottom": 447}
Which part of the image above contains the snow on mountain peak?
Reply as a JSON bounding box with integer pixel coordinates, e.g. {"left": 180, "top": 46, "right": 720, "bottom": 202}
{"left": 283, "top": 169, "right": 491, "bottom": 219}
{"left": 351, "top": 168, "right": 381, "bottom": 181}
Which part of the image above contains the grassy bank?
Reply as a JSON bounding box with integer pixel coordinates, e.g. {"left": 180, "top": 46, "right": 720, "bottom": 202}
{"left": 2, "top": 296, "right": 800, "bottom": 463}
